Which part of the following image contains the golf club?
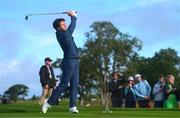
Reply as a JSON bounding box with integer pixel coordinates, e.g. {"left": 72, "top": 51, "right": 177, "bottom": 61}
{"left": 25, "top": 11, "right": 77, "bottom": 20}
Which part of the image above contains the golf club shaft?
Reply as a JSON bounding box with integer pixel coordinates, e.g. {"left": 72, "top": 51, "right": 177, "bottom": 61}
{"left": 28, "top": 11, "right": 77, "bottom": 16}
{"left": 28, "top": 12, "right": 67, "bottom": 16}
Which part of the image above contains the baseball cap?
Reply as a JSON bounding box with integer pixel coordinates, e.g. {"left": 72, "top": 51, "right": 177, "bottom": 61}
{"left": 128, "top": 76, "right": 134, "bottom": 81}
{"left": 44, "top": 57, "right": 53, "bottom": 62}
{"left": 135, "top": 74, "right": 141, "bottom": 78}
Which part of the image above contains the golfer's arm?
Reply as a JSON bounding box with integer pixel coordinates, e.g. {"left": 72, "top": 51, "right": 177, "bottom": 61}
{"left": 67, "top": 16, "right": 77, "bottom": 35}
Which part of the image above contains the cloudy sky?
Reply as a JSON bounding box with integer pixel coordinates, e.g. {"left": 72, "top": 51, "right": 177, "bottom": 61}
{"left": 0, "top": 0, "right": 180, "bottom": 98}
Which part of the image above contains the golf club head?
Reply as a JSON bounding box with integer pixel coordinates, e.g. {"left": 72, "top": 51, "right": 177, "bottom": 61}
{"left": 25, "top": 15, "right": 28, "bottom": 20}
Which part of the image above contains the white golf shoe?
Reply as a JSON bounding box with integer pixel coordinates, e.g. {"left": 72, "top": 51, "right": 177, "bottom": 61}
{"left": 69, "top": 106, "right": 79, "bottom": 113}
{"left": 42, "top": 99, "right": 51, "bottom": 114}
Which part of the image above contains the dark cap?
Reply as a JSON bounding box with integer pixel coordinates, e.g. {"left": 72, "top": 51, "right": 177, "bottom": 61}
{"left": 53, "top": 18, "right": 65, "bottom": 30}
{"left": 44, "top": 57, "right": 53, "bottom": 62}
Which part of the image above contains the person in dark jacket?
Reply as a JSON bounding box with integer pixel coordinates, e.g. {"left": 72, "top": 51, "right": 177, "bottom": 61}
{"left": 42, "top": 11, "right": 79, "bottom": 113}
{"left": 39, "top": 57, "right": 57, "bottom": 105}
{"left": 109, "top": 71, "right": 126, "bottom": 107}
{"left": 125, "top": 76, "right": 136, "bottom": 108}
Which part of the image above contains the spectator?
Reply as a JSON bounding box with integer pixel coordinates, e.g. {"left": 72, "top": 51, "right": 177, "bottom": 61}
{"left": 133, "top": 74, "right": 151, "bottom": 108}
{"left": 109, "top": 71, "right": 126, "bottom": 107}
{"left": 125, "top": 76, "right": 136, "bottom": 108}
{"left": 39, "top": 57, "right": 57, "bottom": 105}
{"left": 164, "top": 75, "right": 178, "bottom": 108}
{"left": 153, "top": 75, "right": 165, "bottom": 108}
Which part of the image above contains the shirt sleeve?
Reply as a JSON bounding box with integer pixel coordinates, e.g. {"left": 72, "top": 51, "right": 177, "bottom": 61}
{"left": 130, "top": 87, "right": 136, "bottom": 96}
{"left": 145, "top": 80, "right": 152, "bottom": 96}
{"left": 153, "top": 84, "right": 158, "bottom": 95}
{"left": 67, "top": 16, "right": 77, "bottom": 35}
{"left": 39, "top": 66, "right": 48, "bottom": 85}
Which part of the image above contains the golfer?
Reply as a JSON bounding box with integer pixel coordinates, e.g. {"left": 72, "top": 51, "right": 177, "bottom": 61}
{"left": 42, "top": 11, "right": 79, "bottom": 113}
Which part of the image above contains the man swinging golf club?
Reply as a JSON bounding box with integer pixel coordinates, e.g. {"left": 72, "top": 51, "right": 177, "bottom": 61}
{"left": 42, "top": 10, "right": 79, "bottom": 113}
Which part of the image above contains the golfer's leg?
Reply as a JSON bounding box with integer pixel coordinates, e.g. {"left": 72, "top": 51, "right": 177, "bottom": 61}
{"left": 48, "top": 66, "right": 74, "bottom": 105}
{"left": 69, "top": 61, "right": 79, "bottom": 108}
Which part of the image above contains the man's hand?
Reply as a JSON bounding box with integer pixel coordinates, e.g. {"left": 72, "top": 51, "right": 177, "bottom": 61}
{"left": 67, "top": 11, "right": 77, "bottom": 17}
{"left": 127, "top": 83, "right": 132, "bottom": 88}
{"left": 173, "top": 87, "right": 177, "bottom": 92}
{"left": 118, "top": 85, "right": 123, "bottom": 89}
{"left": 144, "top": 96, "right": 150, "bottom": 100}
{"left": 159, "top": 88, "right": 164, "bottom": 92}
{"left": 118, "top": 73, "right": 123, "bottom": 77}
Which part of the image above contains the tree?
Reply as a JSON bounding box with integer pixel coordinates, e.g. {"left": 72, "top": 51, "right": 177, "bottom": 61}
{"left": 31, "top": 95, "right": 38, "bottom": 101}
{"left": 52, "top": 58, "right": 62, "bottom": 69}
{"left": 80, "top": 21, "right": 142, "bottom": 105}
{"left": 4, "top": 84, "right": 29, "bottom": 102}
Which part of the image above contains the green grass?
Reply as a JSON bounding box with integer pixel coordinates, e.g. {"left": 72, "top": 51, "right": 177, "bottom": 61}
{"left": 0, "top": 101, "right": 180, "bottom": 118}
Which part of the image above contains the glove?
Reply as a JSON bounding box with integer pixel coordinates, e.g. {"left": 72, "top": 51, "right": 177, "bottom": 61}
{"left": 67, "top": 11, "right": 77, "bottom": 17}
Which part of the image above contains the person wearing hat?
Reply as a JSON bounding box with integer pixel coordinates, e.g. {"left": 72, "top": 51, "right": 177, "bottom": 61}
{"left": 39, "top": 57, "right": 57, "bottom": 105}
{"left": 133, "top": 74, "right": 151, "bottom": 108}
{"left": 124, "top": 76, "right": 136, "bottom": 108}
{"left": 42, "top": 11, "right": 79, "bottom": 113}
{"left": 109, "top": 71, "right": 126, "bottom": 107}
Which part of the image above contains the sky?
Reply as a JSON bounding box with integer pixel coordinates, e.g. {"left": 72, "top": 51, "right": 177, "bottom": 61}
{"left": 0, "top": 0, "right": 180, "bottom": 98}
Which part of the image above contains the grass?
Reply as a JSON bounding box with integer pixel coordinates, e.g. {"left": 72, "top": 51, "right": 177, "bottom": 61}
{"left": 0, "top": 100, "right": 180, "bottom": 118}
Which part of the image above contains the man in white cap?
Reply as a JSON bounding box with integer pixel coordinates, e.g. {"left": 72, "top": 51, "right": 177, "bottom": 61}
{"left": 133, "top": 74, "right": 151, "bottom": 108}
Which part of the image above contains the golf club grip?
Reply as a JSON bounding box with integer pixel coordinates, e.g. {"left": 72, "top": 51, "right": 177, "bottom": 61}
{"left": 62, "top": 11, "right": 78, "bottom": 14}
